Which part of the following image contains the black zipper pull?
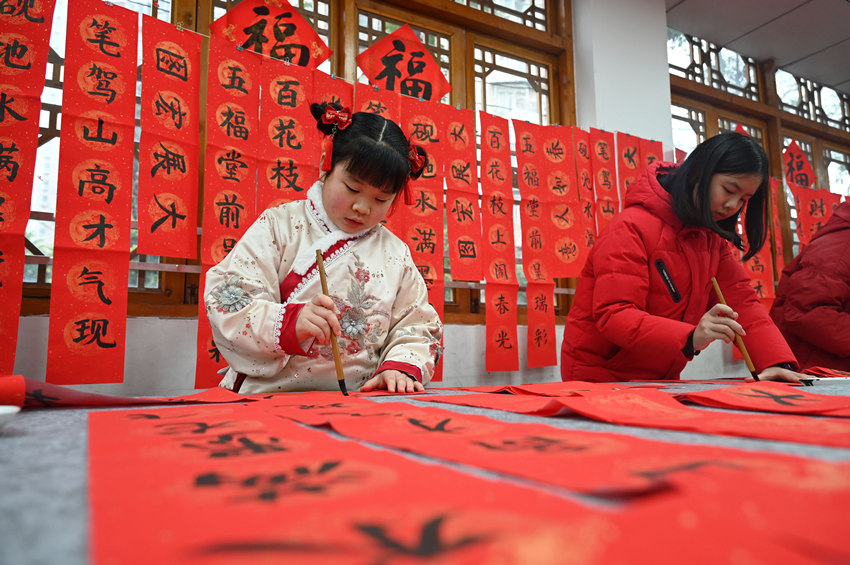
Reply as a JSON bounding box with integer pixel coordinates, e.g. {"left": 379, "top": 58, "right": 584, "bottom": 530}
{"left": 655, "top": 259, "right": 682, "bottom": 303}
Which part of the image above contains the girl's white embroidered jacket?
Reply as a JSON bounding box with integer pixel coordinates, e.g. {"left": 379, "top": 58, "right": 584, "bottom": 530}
{"left": 204, "top": 181, "right": 444, "bottom": 393}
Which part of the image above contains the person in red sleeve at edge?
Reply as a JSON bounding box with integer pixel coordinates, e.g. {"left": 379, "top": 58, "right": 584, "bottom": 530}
{"left": 561, "top": 132, "right": 805, "bottom": 383}
{"left": 770, "top": 200, "right": 850, "bottom": 372}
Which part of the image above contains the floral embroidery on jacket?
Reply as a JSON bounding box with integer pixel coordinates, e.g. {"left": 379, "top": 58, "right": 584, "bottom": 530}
{"left": 209, "top": 275, "right": 252, "bottom": 313}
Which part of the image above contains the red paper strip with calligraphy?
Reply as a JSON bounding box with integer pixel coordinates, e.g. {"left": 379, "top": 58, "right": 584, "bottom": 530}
{"left": 783, "top": 139, "right": 815, "bottom": 188}
{"left": 484, "top": 283, "right": 519, "bottom": 372}
{"left": 46, "top": 0, "right": 137, "bottom": 384}
{"left": 787, "top": 182, "right": 842, "bottom": 251}
{"left": 0, "top": 0, "right": 58, "bottom": 373}
{"left": 137, "top": 16, "right": 202, "bottom": 258}
{"left": 677, "top": 381, "right": 850, "bottom": 417}
{"left": 589, "top": 128, "right": 619, "bottom": 235}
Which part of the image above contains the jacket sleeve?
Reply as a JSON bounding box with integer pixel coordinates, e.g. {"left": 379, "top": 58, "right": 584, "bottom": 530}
{"left": 591, "top": 220, "right": 695, "bottom": 360}
{"left": 204, "top": 209, "right": 295, "bottom": 378}
{"left": 375, "top": 246, "right": 444, "bottom": 385}
{"left": 775, "top": 255, "right": 850, "bottom": 358}
{"left": 715, "top": 243, "right": 798, "bottom": 370}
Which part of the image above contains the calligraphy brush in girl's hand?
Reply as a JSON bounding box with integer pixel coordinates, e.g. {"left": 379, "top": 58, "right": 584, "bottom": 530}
{"left": 711, "top": 277, "right": 759, "bottom": 382}
{"left": 315, "top": 250, "right": 348, "bottom": 395}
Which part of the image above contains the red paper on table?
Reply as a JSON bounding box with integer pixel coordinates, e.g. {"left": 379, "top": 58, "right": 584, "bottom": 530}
{"left": 355, "top": 23, "right": 451, "bottom": 102}
{"left": 353, "top": 82, "right": 401, "bottom": 122}
{"left": 787, "top": 182, "right": 842, "bottom": 249}
{"left": 201, "top": 35, "right": 261, "bottom": 267}
{"left": 208, "top": 0, "right": 330, "bottom": 68}
{"left": 558, "top": 388, "right": 850, "bottom": 448}
{"left": 525, "top": 281, "right": 557, "bottom": 367}
{"left": 638, "top": 137, "right": 663, "bottom": 172}
{"left": 443, "top": 105, "right": 482, "bottom": 282}
{"left": 589, "top": 128, "right": 619, "bottom": 235}
{"left": 484, "top": 283, "right": 519, "bottom": 372}
{"left": 257, "top": 58, "right": 316, "bottom": 210}
{"left": 90, "top": 402, "right": 623, "bottom": 565}
{"left": 478, "top": 111, "right": 516, "bottom": 285}
{"left": 769, "top": 178, "right": 786, "bottom": 274}
{"left": 137, "top": 16, "right": 202, "bottom": 258}
{"left": 677, "top": 381, "right": 850, "bottom": 418}
{"left": 783, "top": 139, "right": 815, "bottom": 188}
{"left": 0, "top": 0, "right": 58, "bottom": 373}
{"left": 616, "top": 131, "right": 640, "bottom": 196}
{"left": 46, "top": 0, "right": 137, "bottom": 385}
{"left": 803, "top": 366, "right": 850, "bottom": 378}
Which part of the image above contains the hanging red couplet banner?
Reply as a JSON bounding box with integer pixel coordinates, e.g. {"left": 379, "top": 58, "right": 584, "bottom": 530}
{"left": 46, "top": 0, "right": 138, "bottom": 384}
{"left": 638, "top": 136, "right": 663, "bottom": 173}
{"left": 589, "top": 128, "right": 619, "bottom": 235}
{"left": 788, "top": 183, "right": 842, "bottom": 249}
{"left": 737, "top": 207, "right": 774, "bottom": 299}
{"left": 513, "top": 120, "right": 552, "bottom": 284}
{"left": 257, "top": 59, "right": 317, "bottom": 210}
{"left": 769, "top": 178, "right": 786, "bottom": 273}
{"left": 485, "top": 283, "right": 519, "bottom": 372}
{"left": 354, "top": 83, "right": 401, "bottom": 122}
{"left": 541, "top": 125, "right": 584, "bottom": 278}
{"left": 526, "top": 281, "right": 557, "bottom": 367}
{"left": 616, "top": 131, "right": 640, "bottom": 197}
{"left": 209, "top": 0, "right": 331, "bottom": 69}
{"left": 783, "top": 139, "right": 814, "bottom": 188}
{"left": 201, "top": 34, "right": 261, "bottom": 267}
{"left": 195, "top": 267, "right": 230, "bottom": 388}
{"left": 355, "top": 23, "right": 451, "bottom": 102}
{"left": 0, "top": 0, "right": 57, "bottom": 373}
{"left": 137, "top": 16, "right": 202, "bottom": 259}
{"left": 572, "top": 126, "right": 597, "bottom": 252}
{"left": 443, "top": 105, "right": 482, "bottom": 282}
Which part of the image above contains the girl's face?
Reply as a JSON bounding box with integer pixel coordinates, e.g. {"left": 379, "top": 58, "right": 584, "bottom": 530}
{"left": 705, "top": 172, "right": 762, "bottom": 222}
{"left": 322, "top": 164, "right": 396, "bottom": 234}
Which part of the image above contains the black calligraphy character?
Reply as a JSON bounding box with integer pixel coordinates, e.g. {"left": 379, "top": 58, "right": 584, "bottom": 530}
{"left": 407, "top": 418, "right": 458, "bottom": 433}
{"left": 365, "top": 100, "right": 387, "bottom": 115}
{"left": 271, "top": 118, "right": 302, "bottom": 149}
{"left": 580, "top": 170, "right": 592, "bottom": 193}
{"left": 275, "top": 80, "right": 298, "bottom": 107}
{"left": 525, "top": 199, "right": 540, "bottom": 219}
{"left": 25, "top": 389, "right": 62, "bottom": 407}
{"left": 222, "top": 65, "right": 248, "bottom": 94}
{"left": 488, "top": 194, "right": 507, "bottom": 217}
{"left": 0, "top": 91, "right": 25, "bottom": 123}
{"left": 577, "top": 141, "right": 589, "bottom": 160}
{"left": 0, "top": 0, "right": 44, "bottom": 23}
{"left": 195, "top": 462, "right": 348, "bottom": 502}
{"left": 495, "top": 330, "right": 513, "bottom": 349}
{"left": 475, "top": 436, "right": 589, "bottom": 453}
{"left": 222, "top": 238, "right": 237, "bottom": 255}
{"left": 600, "top": 169, "right": 612, "bottom": 191}
{"left": 78, "top": 163, "right": 116, "bottom": 204}
{"left": 269, "top": 158, "right": 304, "bottom": 192}
{"left": 216, "top": 193, "right": 244, "bottom": 229}
{"left": 356, "top": 515, "right": 485, "bottom": 558}
{"left": 0, "top": 37, "right": 30, "bottom": 70}
{"left": 151, "top": 143, "right": 186, "bottom": 177}
{"left": 269, "top": 12, "right": 310, "bottom": 65}
{"left": 809, "top": 198, "right": 825, "bottom": 218}
{"left": 487, "top": 129, "right": 502, "bottom": 150}
{"left": 600, "top": 200, "right": 616, "bottom": 217}
{"left": 150, "top": 193, "right": 186, "bottom": 233}
{"left": 583, "top": 200, "right": 593, "bottom": 218}
{"left": 414, "top": 190, "right": 438, "bottom": 213}
{"left": 551, "top": 175, "right": 568, "bottom": 195}
{"left": 545, "top": 140, "right": 564, "bottom": 161}
{"left": 585, "top": 228, "right": 595, "bottom": 247}
{"left": 558, "top": 241, "right": 578, "bottom": 260}
{"left": 534, "top": 294, "right": 548, "bottom": 312}
{"left": 412, "top": 227, "right": 436, "bottom": 254}
{"left": 82, "top": 214, "right": 113, "bottom": 248}
{"left": 531, "top": 262, "right": 544, "bottom": 280}
{"left": 0, "top": 141, "right": 19, "bottom": 181}
{"left": 183, "top": 433, "right": 286, "bottom": 458}
{"left": 73, "top": 318, "right": 117, "bottom": 348}
{"left": 375, "top": 39, "right": 405, "bottom": 91}
{"left": 83, "top": 118, "right": 118, "bottom": 145}
{"left": 486, "top": 161, "right": 505, "bottom": 183}
{"left": 416, "top": 264, "right": 433, "bottom": 285}
{"left": 86, "top": 64, "right": 117, "bottom": 104}
{"left": 523, "top": 166, "right": 539, "bottom": 188}
{"left": 156, "top": 48, "right": 188, "bottom": 81}
{"left": 534, "top": 328, "right": 548, "bottom": 347}
{"left": 520, "top": 136, "right": 534, "bottom": 155}
{"left": 457, "top": 240, "right": 476, "bottom": 259}
{"left": 208, "top": 339, "right": 221, "bottom": 363}
{"left": 753, "top": 280, "right": 764, "bottom": 298}
{"left": 451, "top": 199, "right": 473, "bottom": 223}
{"left": 749, "top": 256, "right": 764, "bottom": 273}
{"left": 529, "top": 229, "right": 543, "bottom": 250}
{"left": 786, "top": 153, "right": 810, "bottom": 187}
{"left": 451, "top": 162, "right": 471, "bottom": 185}
{"left": 490, "top": 228, "right": 507, "bottom": 248}
{"left": 242, "top": 13, "right": 270, "bottom": 55}
{"left": 88, "top": 19, "right": 121, "bottom": 57}
{"left": 77, "top": 266, "right": 112, "bottom": 305}
{"left": 410, "top": 122, "right": 439, "bottom": 144}
{"left": 495, "top": 294, "right": 510, "bottom": 315}
{"left": 623, "top": 146, "right": 637, "bottom": 167}
{"left": 155, "top": 93, "right": 186, "bottom": 130}
{"left": 555, "top": 206, "right": 571, "bottom": 226}
{"left": 596, "top": 141, "right": 610, "bottom": 161}
{"left": 400, "top": 51, "right": 432, "bottom": 100}
{"left": 217, "top": 149, "right": 247, "bottom": 182}
{"left": 733, "top": 389, "right": 818, "bottom": 406}
{"left": 219, "top": 105, "right": 248, "bottom": 140}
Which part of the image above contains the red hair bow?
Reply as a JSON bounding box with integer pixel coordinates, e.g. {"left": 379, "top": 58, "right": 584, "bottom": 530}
{"left": 321, "top": 106, "right": 352, "bottom": 131}
{"left": 408, "top": 145, "right": 426, "bottom": 175}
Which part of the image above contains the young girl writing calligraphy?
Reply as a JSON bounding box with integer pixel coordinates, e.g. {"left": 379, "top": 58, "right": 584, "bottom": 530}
{"left": 205, "top": 103, "right": 443, "bottom": 394}
{"left": 561, "top": 133, "right": 804, "bottom": 383}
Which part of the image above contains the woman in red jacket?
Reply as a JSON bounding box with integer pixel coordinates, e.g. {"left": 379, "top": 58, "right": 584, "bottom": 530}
{"left": 770, "top": 200, "right": 850, "bottom": 371}
{"left": 561, "top": 133, "right": 803, "bottom": 382}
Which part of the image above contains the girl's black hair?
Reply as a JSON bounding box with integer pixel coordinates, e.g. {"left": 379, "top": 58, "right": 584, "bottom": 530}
{"left": 311, "top": 102, "right": 428, "bottom": 197}
{"left": 658, "top": 132, "right": 769, "bottom": 261}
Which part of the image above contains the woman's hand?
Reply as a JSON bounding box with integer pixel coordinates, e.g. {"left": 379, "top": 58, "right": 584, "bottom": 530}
{"left": 295, "top": 294, "right": 341, "bottom": 345}
{"left": 360, "top": 370, "right": 424, "bottom": 393}
{"left": 693, "top": 303, "right": 746, "bottom": 351}
{"left": 750, "top": 366, "right": 805, "bottom": 384}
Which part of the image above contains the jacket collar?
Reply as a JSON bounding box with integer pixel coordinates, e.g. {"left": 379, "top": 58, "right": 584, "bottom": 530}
{"left": 624, "top": 161, "right": 683, "bottom": 228}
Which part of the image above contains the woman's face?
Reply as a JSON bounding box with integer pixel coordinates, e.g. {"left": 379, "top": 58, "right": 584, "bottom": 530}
{"left": 322, "top": 164, "right": 396, "bottom": 234}
{"left": 705, "top": 172, "right": 762, "bottom": 222}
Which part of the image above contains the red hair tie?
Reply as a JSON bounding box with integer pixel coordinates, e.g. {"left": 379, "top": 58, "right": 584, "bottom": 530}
{"left": 319, "top": 106, "right": 352, "bottom": 172}
{"left": 408, "top": 145, "right": 426, "bottom": 175}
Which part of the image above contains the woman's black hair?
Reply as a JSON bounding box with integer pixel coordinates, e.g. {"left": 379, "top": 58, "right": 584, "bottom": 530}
{"left": 658, "top": 132, "right": 769, "bottom": 261}
{"left": 311, "top": 101, "right": 428, "bottom": 197}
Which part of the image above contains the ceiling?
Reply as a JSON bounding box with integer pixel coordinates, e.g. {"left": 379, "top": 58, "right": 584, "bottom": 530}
{"left": 666, "top": 0, "right": 850, "bottom": 96}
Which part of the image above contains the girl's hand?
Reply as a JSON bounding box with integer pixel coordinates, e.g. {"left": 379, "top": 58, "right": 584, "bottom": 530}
{"left": 750, "top": 366, "right": 804, "bottom": 384}
{"left": 693, "top": 303, "right": 746, "bottom": 351}
{"left": 360, "top": 370, "right": 424, "bottom": 394}
{"left": 295, "top": 294, "right": 341, "bottom": 345}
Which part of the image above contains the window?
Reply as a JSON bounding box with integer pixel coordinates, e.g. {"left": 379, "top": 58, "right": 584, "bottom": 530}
{"left": 776, "top": 69, "right": 850, "bottom": 133}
